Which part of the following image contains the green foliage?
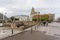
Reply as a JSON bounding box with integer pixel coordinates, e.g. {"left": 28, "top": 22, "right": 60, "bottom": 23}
{"left": 48, "top": 20, "right": 51, "bottom": 23}
{"left": 10, "top": 16, "right": 15, "bottom": 22}
{"left": 15, "top": 18, "right": 19, "bottom": 20}
{"left": 32, "top": 18, "right": 37, "bottom": 21}
{"left": 48, "top": 20, "right": 53, "bottom": 23}
{"left": 41, "top": 18, "right": 47, "bottom": 21}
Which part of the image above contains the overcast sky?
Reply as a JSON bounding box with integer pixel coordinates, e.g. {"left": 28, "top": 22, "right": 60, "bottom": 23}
{"left": 0, "top": 0, "right": 60, "bottom": 19}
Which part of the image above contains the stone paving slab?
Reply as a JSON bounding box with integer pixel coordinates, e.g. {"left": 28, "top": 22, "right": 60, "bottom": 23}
{"left": 1, "top": 30, "right": 60, "bottom": 40}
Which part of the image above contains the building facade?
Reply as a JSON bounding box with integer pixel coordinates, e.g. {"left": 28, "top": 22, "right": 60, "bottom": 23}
{"left": 0, "top": 13, "right": 8, "bottom": 23}
{"left": 48, "top": 14, "right": 55, "bottom": 21}
{"left": 14, "top": 15, "right": 30, "bottom": 21}
{"left": 30, "top": 7, "right": 40, "bottom": 21}
{"left": 30, "top": 7, "right": 55, "bottom": 21}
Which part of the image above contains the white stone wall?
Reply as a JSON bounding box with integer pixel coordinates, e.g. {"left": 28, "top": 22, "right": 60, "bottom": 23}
{"left": 14, "top": 15, "right": 30, "bottom": 21}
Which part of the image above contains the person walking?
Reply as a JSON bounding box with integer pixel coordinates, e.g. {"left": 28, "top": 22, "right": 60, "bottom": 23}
{"left": 43, "top": 21, "right": 46, "bottom": 26}
{"left": 46, "top": 21, "right": 48, "bottom": 26}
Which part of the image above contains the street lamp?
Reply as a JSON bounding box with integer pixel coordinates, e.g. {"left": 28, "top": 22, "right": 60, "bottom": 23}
{"left": 3, "top": 13, "right": 4, "bottom": 22}
{"left": 5, "top": 12, "right": 7, "bottom": 23}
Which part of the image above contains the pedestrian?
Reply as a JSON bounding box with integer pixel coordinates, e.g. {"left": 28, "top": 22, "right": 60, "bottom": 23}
{"left": 43, "top": 21, "right": 46, "bottom": 26}
{"left": 46, "top": 21, "right": 48, "bottom": 26}
{"left": 41, "top": 22, "right": 43, "bottom": 26}
{"left": 40, "top": 22, "right": 42, "bottom": 26}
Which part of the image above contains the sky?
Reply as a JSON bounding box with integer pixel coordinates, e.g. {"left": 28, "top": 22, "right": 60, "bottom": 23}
{"left": 0, "top": 0, "right": 60, "bottom": 19}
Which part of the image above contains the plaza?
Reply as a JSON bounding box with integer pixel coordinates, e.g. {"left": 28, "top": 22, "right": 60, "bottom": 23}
{"left": 0, "top": 22, "right": 60, "bottom": 40}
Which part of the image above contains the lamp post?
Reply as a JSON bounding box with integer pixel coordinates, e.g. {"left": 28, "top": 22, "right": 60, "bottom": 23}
{"left": 35, "top": 12, "right": 39, "bottom": 30}
{"left": 5, "top": 12, "right": 7, "bottom": 23}
{"left": 3, "top": 13, "right": 4, "bottom": 23}
{"left": 10, "top": 19, "right": 14, "bottom": 34}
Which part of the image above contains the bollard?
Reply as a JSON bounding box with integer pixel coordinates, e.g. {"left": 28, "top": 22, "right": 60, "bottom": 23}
{"left": 31, "top": 26, "right": 32, "bottom": 33}
{"left": 12, "top": 29, "right": 13, "bottom": 34}
{"left": 35, "top": 25, "right": 36, "bottom": 30}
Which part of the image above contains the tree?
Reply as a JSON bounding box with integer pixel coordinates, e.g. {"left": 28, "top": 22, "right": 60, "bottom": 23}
{"left": 15, "top": 18, "right": 19, "bottom": 20}
{"left": 33, "top": 15, "right": 41, "bottom": 21}
{"left": 32, "top": 18, "right": 37, "bottom": 21}
{"left": 41, "top": 14, "right": 49, "bottom": 21}
{"left": 41, "top": 17, "right": 47, "bottom": 21}
{"left": 10, "top": 16, "right": 15, "bottom": 22}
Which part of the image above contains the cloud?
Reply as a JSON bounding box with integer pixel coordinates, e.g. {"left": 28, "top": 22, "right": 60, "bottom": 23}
{"left": 0, "top": 0, "right": 60, "bottom": 19}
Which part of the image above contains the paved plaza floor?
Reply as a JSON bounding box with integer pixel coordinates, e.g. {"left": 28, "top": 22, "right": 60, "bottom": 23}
{"left": 37, "top": 22, "right": 60, "bottom": 38}
{"left": 1, "top": 30, "right": 60, "bottom": 40}
{"left": 0, "top": 22, "right": 60, "bottom": 40}
{"left": 0, "top": 27, "right": 22, "bottom": 39}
